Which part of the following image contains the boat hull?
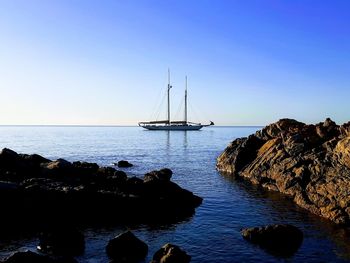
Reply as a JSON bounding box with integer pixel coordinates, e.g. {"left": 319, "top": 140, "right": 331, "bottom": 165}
{"left": 141, "top": 125, "right": 203, "bottom": 131}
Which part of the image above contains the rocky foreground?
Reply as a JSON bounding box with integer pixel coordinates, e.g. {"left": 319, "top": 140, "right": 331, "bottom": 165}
{"left": 0, "top": 148, "right": 202, "bottom": 232}
{"left": 217, "top": 118, "right": 350, "bottom": 224}
{"left": 1, "top": 229, "right": 191, "bottom": 263}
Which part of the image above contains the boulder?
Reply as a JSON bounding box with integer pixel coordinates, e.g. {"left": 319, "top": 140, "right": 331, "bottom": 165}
{"left": 144, "top": 168, "right": 173, "bottom": 183}
{"left": 114, "top": 170, "right": 128, "bottom": 182}
{"left": 19, "top": 153, "right": 51, "bottom": 166}
{"left": 0, "top": 149, "right": 52, "bottom": 181}
{"left": 106, "top": 231, "right": 148, "bottom": 262}
{"left": 217, "top": 118, "right": 350, "bottom": 224}
{"left": 117, "top": 160, "right": 133, "bottom": 168}
{"left": 241, "top": 224, "right": 303, "bottom": 257}
{"left": 42, "top": 159, "right": 73, "bottom": 178}
{"left": 0, "top": 148, "right": 19, "bottom": 165}
{"left": 0, "top": 148, "right": 203, "bottom": 227}
{"left": 38, "top": 227, "right": 85, "bottom": 256}
{"left": 72, "top": 161, "right": 99, "bottom": 175}
{"left": 45, "top": 159, "right": 72, "bottom": 171}
{"left": 151, "top": 243, "right": 191, "bottom": 263}
{"left": 97, "top": 166, "right": 116, "bottom": 176}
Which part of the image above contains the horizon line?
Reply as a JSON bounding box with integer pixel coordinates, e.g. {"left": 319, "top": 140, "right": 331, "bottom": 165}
{"left": 0, "top": 124, "right": 264, "bottom": 128}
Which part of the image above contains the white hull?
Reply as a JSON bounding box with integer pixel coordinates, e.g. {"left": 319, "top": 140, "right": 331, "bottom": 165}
{"left": 141, "top": 125, "right": 203, "bottom": 131}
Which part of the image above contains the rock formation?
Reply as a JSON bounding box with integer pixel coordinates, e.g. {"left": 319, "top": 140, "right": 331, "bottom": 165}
{"left": 0, "top": 148, "right": 202, "bottom": 233}
{"left": 117, "top": 160, "right": 133, "bottom": 168}
{"left": 217, "top": 118, "right": 350, "bottom": 224}
{"left": 151, "top": 243, "right": 191, "bottom": 263}
{"left": 106, "top": 231, "right": 148, "bottom": 262}
{"left": 241, "top": 224, "right": 303, "bottom": 257}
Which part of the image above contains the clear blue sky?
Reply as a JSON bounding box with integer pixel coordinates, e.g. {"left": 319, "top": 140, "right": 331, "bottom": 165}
{"left": 0, "top": 0, "right": 349, "bottom": 125}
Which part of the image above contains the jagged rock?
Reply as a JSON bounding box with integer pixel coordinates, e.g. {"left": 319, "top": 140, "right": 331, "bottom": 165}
{"left": 37, "top": 227, "right": 85, "bottom": 256}
{"left": 0, "top": 148, "right": 20, "bottom": 165}
{"left": 334, "top": 137, "right": 350, "bottom": 169}
{"left": 0, "top": 148, "right": 202, "bottom": 228}
{"left": 144, "top": 168, "right": 173, "bottom": 183}
{"left": 45, "top": 159, "right": 73, "bottom": 171}
{"left": 241, "top": 224, "right": 303, "bottom": 257}
{"left": 19, "top": 153, "right": 51, "bottom": 166}
{"left": 117, "top": 160, "right": 133, "bottom": 168}
{"left": 106, "top": 231, "right": 148, "bottom": 262}
{"left": 217, "top": 118, "right": 350, "bottom": 224}
{"left": 151, "top": 243, "right": 191, "bottom": 263}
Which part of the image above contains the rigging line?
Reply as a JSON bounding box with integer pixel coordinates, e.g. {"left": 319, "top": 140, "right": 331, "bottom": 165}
{"left": 174, "top": 96, "right": 185, "bottom": 121}
{"left": 148, "top": 71, "right": 169, "bottom": 120}
{"left": 188, "top": 100, "right": 212, "bottom": 122}
{"left": 188, "top": 101, "right": 202, "bottom": 123}
{"left": 148, "top": 86, "right": 166, "bottom": 120}
{"left": 154, "top": 92, "right": 167, "bottom": 121}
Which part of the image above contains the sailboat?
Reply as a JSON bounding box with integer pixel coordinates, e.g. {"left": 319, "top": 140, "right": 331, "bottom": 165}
{"left": 138, "top": 70, "right": 214, "bottom": 131}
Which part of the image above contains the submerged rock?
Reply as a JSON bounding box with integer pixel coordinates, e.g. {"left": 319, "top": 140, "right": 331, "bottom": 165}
{"left": 106, "top": 231, "right": 148, "bottom": 262}
{"left": 241, "top": 224, "right": 303, "bottom": 257}
{"left": 117, "top": 160, "right": 133, "bottom": 168}
{"left": 217, "top": 118, "right": 350, "bottom": 224}
{"left": 151, "top": 243, "right": 191, "bottom": 263}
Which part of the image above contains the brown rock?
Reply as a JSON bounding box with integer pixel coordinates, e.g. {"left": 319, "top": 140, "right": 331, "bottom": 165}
{"left": 241, "top": 224, "right": 303, "bottom": 257}
{"left": 151, "top": 243, "right": 191, "bottom": 263}
{"left": 217, "top": 118, "right": 350, "bottom": 224}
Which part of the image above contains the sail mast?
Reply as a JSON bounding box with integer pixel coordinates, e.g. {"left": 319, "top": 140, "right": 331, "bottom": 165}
{"left": 167, "top": 69, "right": 171, "bottom": 124}
{"left": 185, "top": 76, "right": 188, "bottom": 124}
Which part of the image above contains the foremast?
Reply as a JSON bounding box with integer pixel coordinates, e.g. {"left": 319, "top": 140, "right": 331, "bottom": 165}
{"left": 167, "top": 69, "right": 172, "bottom": 125}
{"left": 185, "top": 76, "right": 188, "bottom": 124}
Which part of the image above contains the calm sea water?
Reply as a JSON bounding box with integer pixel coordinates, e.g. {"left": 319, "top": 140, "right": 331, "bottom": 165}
{"left": 0, "top": 126, "right": 350, "bottom": 262}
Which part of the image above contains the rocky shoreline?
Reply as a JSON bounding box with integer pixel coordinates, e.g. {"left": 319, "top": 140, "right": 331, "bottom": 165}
{"left": 1, "top": 229, "right": 191, "bottom": 263}
{"left": 0, "top": 148, "right": 202, "bottom": 234}
{"left": 0, "top": 148, "right": 203, "bottom": 262}
{"left": 217, "top": 118, "right": 350, "bottom": 224}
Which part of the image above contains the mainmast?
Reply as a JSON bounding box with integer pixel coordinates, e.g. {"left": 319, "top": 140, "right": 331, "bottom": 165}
{"left": 185, "top": 76, "right": 188, "bottom": 124}
{"left": 167, "top": 69, "right": 172, "bottom": 124}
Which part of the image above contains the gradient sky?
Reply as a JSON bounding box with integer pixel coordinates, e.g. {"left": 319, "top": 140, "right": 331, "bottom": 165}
{"left": 0, "top": 0, "right": 349, "bottom": 126}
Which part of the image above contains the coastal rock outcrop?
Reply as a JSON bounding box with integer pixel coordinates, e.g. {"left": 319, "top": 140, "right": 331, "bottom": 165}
{"left": 241, "top": 224, "right": 303, "bottom": 257}
{"left": 217, "top": 118, "right": 350, "bottom": 224}
{"left": 106, "top": 231, "right": 148, "bottom": 262}
{"left": 0, "top": 149, "right": 202, "bottom": 232}
{"left": 151, "top": 243, "right": 191, "bottom": 263}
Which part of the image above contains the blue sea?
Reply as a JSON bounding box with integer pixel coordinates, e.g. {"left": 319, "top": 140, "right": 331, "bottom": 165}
{"left": 0, "top": 126, "right": 349, "bottom": 262}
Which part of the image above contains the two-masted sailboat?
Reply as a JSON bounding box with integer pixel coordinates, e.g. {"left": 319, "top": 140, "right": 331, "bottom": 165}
{"left": 138, "top": 70, "right": 214, "bottom": 130}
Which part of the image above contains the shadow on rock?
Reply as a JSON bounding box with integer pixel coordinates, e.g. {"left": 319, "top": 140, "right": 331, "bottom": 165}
{"left": 106, "top": 231, "right": 148, "bottom": 263}
{"left": 242, "top": 224, "right": 303, "bottom": 258}
{"left": 0, "top": 149, "right": 203, "bottom": 238}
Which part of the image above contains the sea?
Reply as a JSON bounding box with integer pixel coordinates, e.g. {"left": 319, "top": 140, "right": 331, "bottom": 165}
{"left": 0, "top": 126, "right": 349, "bottom": 262}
